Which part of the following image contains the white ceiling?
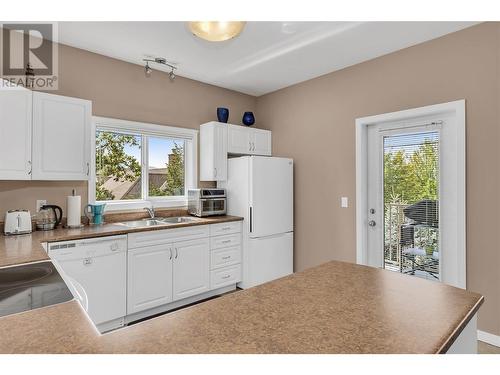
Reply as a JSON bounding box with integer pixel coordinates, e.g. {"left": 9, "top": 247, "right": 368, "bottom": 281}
{"left": 58, "top": 21, "right": 477, "bottom": 96}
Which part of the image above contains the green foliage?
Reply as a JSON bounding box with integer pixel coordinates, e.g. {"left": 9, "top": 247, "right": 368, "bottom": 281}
{"left": 95, "top": 131, "right": 141, "bottom": 200}
{"left": 164, "top": 142, "right": 185, "bottom": 196}
{"left": 384, "top": 140, "right": 438, "bottom": 205}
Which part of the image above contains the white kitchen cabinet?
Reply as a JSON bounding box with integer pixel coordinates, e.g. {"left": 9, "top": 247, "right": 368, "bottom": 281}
{"left": 200, "top": 122, "right": 227, "bottom": 181}
{"left": 200, "top": 122, "right": 272, "bottom": 181}
{"left": 127, "top": 244, "right": 173, "bottom": 314}
{"left": 0, "top": 85, "right": 32, "bottom": 180}
{"left": 227, "top": 123, "right": 251, "bottom": 154}
{"left": 251, "top": 128, "right": 272, "bottom": 156}
{"left": 32, "top": 92, "right": 91, "bottom": 180}
{"left": 227, "top": 124, "right": 271, "bottom": 156}
{"left": 172, "top": 238, "right": 210, "bottom": 301}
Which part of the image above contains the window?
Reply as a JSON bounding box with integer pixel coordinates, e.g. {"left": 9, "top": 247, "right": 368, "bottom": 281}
{"left": 90, "top": 117, "right": 197, "bottom": 210}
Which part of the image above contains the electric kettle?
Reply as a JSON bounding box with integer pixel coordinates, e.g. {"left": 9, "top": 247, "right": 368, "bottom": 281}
{"left": 35, "top": 205, "right": 63, "bottom": 231}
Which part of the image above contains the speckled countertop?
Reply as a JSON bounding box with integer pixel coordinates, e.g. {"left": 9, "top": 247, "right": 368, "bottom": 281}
{"left": 0, "top": 215, "right": 243, "bottom": 268}
{"left": 0, "top": 260, "right": 483, "bottom": 354}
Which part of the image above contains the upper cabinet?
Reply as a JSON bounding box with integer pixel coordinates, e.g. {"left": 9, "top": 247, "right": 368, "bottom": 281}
{"left": 227, "top": 124, "right": 271, "bottom": 156}
{"left": 200, "top": 122, "right": 227, "bottom": 181}
{"left": 0, "top": 86, "right": 32, "bottom": 180}
{"left": 200, "top": 121, "right": 272, "bottom": 181}
{"left": 0, "top": 87, "right": 92, "bottom": 181}
{"left": 32, "top": 92, "right": 91, "bottom": 180}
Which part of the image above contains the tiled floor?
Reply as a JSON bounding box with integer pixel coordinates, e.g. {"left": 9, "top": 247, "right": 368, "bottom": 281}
{"left": 478, "top": 341, "right": 500, "bottom": 354}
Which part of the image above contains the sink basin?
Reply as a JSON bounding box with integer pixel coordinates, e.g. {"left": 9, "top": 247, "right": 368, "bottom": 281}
{"left": 117, "top": 219, "right": 167, "bottom": 228}
{"left": 117, "top": 216, "right": 200, "bottom": 228}
{"left": 159, "top": 216, "right": 199, "bottom": 224}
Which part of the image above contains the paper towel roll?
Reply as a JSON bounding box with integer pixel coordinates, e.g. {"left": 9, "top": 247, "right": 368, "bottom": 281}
{"left": 67, "top": 195, "right": 81, "bottom": 227}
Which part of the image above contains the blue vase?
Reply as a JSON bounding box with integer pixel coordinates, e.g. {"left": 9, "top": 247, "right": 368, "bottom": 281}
{"left": 217, "top": 107, "right": 229, "bottom": 123}
{"left": 242, "top": 111, "right": 255, "bottom": 126}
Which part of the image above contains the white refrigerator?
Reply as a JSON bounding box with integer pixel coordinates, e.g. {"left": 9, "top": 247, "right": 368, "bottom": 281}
{"left": 220, "top": 156, "right": 293, "bottom": 289}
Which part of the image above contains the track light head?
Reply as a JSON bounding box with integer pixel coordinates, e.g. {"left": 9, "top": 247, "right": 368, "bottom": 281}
{"left": 169, "top": 69, "right": 176, "bottom": 81}
{"left": 144, "top": 62, "right": 152, "bottom": 77}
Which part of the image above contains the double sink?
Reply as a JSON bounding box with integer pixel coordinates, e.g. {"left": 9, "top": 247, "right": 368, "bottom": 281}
{"left": 117, "top": 216, "right": 202, "bottom": 229}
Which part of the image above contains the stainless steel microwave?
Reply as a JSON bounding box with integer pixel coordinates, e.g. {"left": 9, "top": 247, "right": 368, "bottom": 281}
{"left": 188, "top": 188, "right": 227, "bottom": 217}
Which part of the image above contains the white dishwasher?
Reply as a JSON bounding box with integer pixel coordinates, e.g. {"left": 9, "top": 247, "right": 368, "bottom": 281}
{"left": 48, "top": 235, "right": 127, "bottom": 333}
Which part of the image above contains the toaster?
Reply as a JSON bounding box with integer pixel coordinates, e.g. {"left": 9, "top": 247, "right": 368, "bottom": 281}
{"left": 4, "top": 209, "right": 32, "bottom": 235}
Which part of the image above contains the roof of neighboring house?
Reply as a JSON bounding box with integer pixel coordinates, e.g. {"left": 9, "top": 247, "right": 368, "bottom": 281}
{"left": 101, "top": 168, "right": 168, "bottom": 200}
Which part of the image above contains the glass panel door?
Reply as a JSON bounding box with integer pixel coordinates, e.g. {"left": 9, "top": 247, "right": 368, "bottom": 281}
{"left": 383, "top": 131, "right": 440, "bottom": 280}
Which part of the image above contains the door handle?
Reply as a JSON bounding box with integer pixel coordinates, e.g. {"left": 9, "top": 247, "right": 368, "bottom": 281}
{"left": 249, "top": 207, "right": 253, "bottom": 233}
{"left": 86, "top": 162, "right": 90, "bottom": 176}
{"left": 368, "top": 220, "right": 376, "bottom": 227}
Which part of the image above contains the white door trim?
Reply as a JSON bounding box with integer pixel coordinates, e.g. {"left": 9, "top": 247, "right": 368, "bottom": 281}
{"left": 355, "top": 100, "right": 466, "bottom": 288}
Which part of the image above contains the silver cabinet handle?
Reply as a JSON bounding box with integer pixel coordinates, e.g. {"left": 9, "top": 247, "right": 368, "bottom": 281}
{"left": 222, "top": 275, "right": 231, "bottom": 279}
{"left": 221, "top": 226, "right": 231, "bottom": 231}
{"left": 222, "top": 239, "right": 231, "bottom": 244}
{"left": 169, "top": 248, "right": 172, "bottom": 260}
{"left": 249, "top": 141, "right": 252, "bottom": 151}
{"left": 252, "top": 142, "right": 255, "bottom": 151}
{"left": 86, "top": 162, "right": 90, "bottom": 176}
{"left": 214, "top": 167, "right": 217, "bottom": 177}
{"left": 175, "top": 247, "right": 178, "bottom": 259}
{"left": 368, "top": 220, "right": 376, "bottom": 227}
{"left": 222, "top": 255, "right": 231, "bottom": 260}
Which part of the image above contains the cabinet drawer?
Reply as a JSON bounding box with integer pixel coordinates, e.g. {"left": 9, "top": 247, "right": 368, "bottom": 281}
{"left": 210, "top": 233, "right": 241, "bottom": 250}
{"left": 128, "top": 225, "right": 209, "bottom": 249}
{"left": 210, "top": 264, "right": 241, "bottom": 289}
{"left": 210, "top": 246, "right": 241, "bottom": 269}
{"left": 210, "top": 221, "right": 242, "bottom": 236}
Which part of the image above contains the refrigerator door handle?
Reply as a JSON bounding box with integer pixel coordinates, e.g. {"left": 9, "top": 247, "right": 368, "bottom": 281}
{"left": 249, "top": 206, "right": 253, "bottom": 233}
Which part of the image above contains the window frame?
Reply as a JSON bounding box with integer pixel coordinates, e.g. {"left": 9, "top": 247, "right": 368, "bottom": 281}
{"left": 89, "top": 116, "right": 198, "bottom": 211}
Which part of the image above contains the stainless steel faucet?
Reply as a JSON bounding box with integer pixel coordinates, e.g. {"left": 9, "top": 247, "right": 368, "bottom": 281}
{"left": 144, "top": 207, "right": 155, "bottom": 219}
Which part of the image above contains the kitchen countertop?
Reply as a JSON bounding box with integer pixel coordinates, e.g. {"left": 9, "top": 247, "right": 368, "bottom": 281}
{"left": 0, "top": 215, "right": 243, "bottom": 268}
{"left": 0, "top": 260, "right": 483, "bottom": 354}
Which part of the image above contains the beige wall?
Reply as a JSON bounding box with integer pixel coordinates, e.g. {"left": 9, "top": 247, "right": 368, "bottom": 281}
{"left": 0, "top": 42, "right": 256, "bottom": 214}
{"left": 256, "top": 22, "right": 500, "bottom": 335}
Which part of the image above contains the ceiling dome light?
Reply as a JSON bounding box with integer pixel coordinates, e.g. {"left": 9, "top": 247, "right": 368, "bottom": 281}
{"left": 188, "top": 21, "right": 246, "bottom": 42}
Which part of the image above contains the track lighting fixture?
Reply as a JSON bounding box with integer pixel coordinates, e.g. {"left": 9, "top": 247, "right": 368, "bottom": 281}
{"left": 142, "top": 57, "right": 177, "bottom": 81}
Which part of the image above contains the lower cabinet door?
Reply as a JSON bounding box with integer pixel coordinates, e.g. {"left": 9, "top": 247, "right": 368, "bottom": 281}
{"left": 172, "top": 238, "right": 210, "bottom": 301}
{"left": 127, "top": 244, "right": 173, "bottom": 314}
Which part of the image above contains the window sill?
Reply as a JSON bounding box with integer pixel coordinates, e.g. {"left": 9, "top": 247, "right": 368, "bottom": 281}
{"left": 98, "top": 198, "right": 188, "bottom": 212}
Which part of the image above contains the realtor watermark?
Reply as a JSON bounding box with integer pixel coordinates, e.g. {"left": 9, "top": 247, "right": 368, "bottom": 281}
{"left": 1, "top": 22, "right": 58, "bottom": 89}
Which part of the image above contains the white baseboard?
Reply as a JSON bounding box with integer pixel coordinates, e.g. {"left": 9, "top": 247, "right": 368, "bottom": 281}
{"left": 478, "top": 330, "right": 500, "bottom": 347}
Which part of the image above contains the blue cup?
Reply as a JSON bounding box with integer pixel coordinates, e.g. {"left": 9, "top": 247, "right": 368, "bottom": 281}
{"left": 85, "top": 203, "right": 106, "bottom": 225}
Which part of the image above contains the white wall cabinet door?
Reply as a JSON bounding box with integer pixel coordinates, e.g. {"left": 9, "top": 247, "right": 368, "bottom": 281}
{"left": 0, "top": 87, "right": 32, "bottom": 180}
{"left": 228, "top": 124, "right": 271, "bottom": 156}
{"left": 251, "top": 128, "right": 272, "bottom": 156}
{"left": 200, "top": 122, "right": 227, "bottom": 181}
{"left": 127, "top": 244, "right": 173, "bottom": 314}
{"left": 32, "top": 92, "right": 91, "bottom": 180}
{"left": 172, "top": 238, "right": 210, "bottom": 301}
{"left": 228, "top": 124, "right": 252, "bottom": 154}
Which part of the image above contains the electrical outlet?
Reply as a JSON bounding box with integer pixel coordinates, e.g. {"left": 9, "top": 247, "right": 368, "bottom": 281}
{"left": 36, "top": 200, "right": 47, "bottom": 212}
